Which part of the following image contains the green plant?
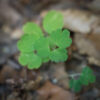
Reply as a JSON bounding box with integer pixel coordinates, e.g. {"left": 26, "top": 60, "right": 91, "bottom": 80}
{"left": 69, "top": 66, "right": 96, "bottom": 92}
{"left": 17, "top": 10, "right": 96, "bottom": 93}
{"left": 17, "top": 10, "right": 72, "bottom": 69}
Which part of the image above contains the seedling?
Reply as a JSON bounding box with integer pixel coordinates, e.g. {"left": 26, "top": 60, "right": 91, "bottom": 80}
{"left": 17, "top": 10, "right": 96, "bottom": 92}
{"left": 17, "top": 10, "right": 72, "bottom": 69}
{"left": 69, "top": 66, "right": 96, "bottom": 92}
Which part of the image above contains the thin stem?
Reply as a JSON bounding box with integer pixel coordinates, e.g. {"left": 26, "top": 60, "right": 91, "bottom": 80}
{"left": 69, "top": 73, "right": 81, "bottom": 78}
{"left": 57, "top": 73, "right": 81, "bottom": 81}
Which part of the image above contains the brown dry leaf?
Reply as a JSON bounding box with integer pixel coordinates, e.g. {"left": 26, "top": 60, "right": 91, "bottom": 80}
{"left": 74, "top": 33, "right": 100, "bottom": 66}
{"left": 0, "top": 65, "right": 37, "bottom": 84}
{"left": 37, "top": 81, "right": 74, "bottom": 100}
{"left": 49, "top": 63, "right": 69, "bottom": 89}
{"left": 62, "top": 9, "right": 100, "bottom": 34}
{"left": 0, "top": 65, "right": 18, "bottom": 83}
{"left": 22, "top": 76, "right": 43, "bottom": 91}
{"left": 88, "top": 34, "right": 100, "bottom": 51}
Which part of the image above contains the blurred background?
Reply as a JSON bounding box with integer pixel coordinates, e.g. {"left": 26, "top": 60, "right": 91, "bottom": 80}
{"left": 0, "top": 0, "right": 100, "bottom": 100}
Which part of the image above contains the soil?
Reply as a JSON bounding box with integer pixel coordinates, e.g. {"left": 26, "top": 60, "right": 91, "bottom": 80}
{"left": 0, "top": 0, "right": 100, "bottom": 100}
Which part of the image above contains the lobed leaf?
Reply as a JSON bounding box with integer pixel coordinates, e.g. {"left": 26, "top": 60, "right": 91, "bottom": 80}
{"left": 23, "top": 22, "right": 43, "bottom": 38}
{"left": 80, "top": 67, "right": 96, "bottom": 85}
{"left": 19, "top": 52, "right": 42, "bottom": 69}
{"left": 50, "top": 48, "right": 68, "bottom": 62}
{"left": 17, "top": 10, "right": 72, "bottom": 70}
{"left": 43, "top": 10, "right": 63, "bottom": 34}
{"left": 89, "top": 75, "right": 96, "bottom": 83}
{"left": 28, "top": 54, "right": 42, "bottom": 69}
{"left": 69, "top": 67, "right": 96, "bottom": 92}
{"left": 50, "top": 29, "right": 72, "bottom": 48}
{"left": 19, "top": 52, "right": 31, "bottom": 66}
{"left": 34, "top": 37, "right": 50, "bottom": 59}
{"left": 80, "top": 74, "right": 90, "bottom": 85}
{"left": 17, "top": 34, "right": 36, "bottom": 52}
{"left": 42, "top": 57, "right": 50, "bottom": 63}
{"left": 82, "top": 67, "right": 93, "bottom": 75}
{"left": 69, "top": 79, "right": 82, "bottom": 92}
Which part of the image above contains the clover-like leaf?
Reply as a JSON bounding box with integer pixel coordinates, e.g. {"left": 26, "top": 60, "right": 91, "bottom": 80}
{"left": 80, "top": 75, "right": 89, "bottom": 85}
{"left": 28, "top": 54, "right": 42, "bottom": 69}
{"left": 89, "top": 75, "right": 96, "bottom": 83}
{"left": 19, "top": 52, "right": 31, "bottom": 66}
{"left": 43, "top": 10, "right": 63, "bottom": 33}
{"left": 69, "top": 79, "right": 82, "bottom": 92}
{"left": 50, "top": 29, "right": 72, "bottom": 48}
{"left": 17, "top": 34, "right": 36, "bottom": 52}
{"left": 80, "top": 67, "right": 96, "bottom": 85}
{"left": 23, "top": 22, "right": 43, "bottom": 38}
{"left": 19, "top": 52, "right": 42, "bottom": 69}
{"left": 50, "top": 48, "right": 68, "bottom": 62}
{"left": 42, "top": 57, "right": 50, "bottom": 63}
{"left": 69, "top": 67, "right": 96, "bottom": 92}
{"left": 82, "top": 67, "right": 93, "bottom": 75}
{"left": 34, "top": 37, "right": 50, "bottom": 59}
{"left": 17, "top": 10, "right": 72, "bottom": 70}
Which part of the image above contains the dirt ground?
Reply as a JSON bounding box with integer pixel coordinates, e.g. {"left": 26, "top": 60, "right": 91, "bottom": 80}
{"left": 0, "top": 0, "right": 100, "bottom": 100}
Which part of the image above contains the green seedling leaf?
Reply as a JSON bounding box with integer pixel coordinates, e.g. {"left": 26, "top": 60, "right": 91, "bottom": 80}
{"left": 80, "top": 74, "right": 90, "bottom": 85}
{"left": 80, "top": 67, "right": 96, "bottom": 85}
{"left": 19, "top": 52, "right": 31, "bottom": 66}
{"left": 50, "top": 29, "right": 72, "bottom": 48}
{"left": 82, "top": 67, "right": 93, "bottom": 74}
{"left": 17, "top": 34, "right": 36, "bottom": 52}
{"left": 89, "top": 75, "right": 96, "bottom": 83}
{"left": 69, "top": 79, "right": 82, "bottom": 92}
{"left": 50, "top": 48, "right": 68, "bottom": 62}
{"left": 69, "top": 66, "right": 96, "bottom": 92}
{"left": 17, "top": 10, "right": 72, "bottom": 70}
{"left": 42, "top": 57, "right": 50, "bottom": 63}
{"left": 43, "top": 10, "right": 63, "bottom": 33}
{"left": 34, "top": 37, "right": 50, "bottom": 59}
{"left": 23, "top": 22, "right": 43, "bottom": 38}
{"left": 19, "top": 52, "right": 42, "bottom": 69}
{"left": 28, "top": 54, "right": 42, "bottom": 69}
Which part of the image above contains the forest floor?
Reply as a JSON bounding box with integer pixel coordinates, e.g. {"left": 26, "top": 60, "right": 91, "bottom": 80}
{"left": 0, "top": 0, "right": 100, "bottom": 100}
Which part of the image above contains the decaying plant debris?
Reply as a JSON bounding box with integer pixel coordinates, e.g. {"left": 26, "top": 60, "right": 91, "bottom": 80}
{"left": 0, "top": 0, "right": 100, "bottom": 100}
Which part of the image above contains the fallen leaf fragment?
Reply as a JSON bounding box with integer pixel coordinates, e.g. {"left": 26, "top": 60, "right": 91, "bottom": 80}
{"left": 37, "top": 81, "right": 74, "bottom": 100}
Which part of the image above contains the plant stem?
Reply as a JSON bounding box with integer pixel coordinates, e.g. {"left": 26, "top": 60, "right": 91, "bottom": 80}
{"left": 69, "top": 73, "right": 81, "bottom": 78}
{"left": 56, "top": 73, "right": 81, "bottom": 81}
